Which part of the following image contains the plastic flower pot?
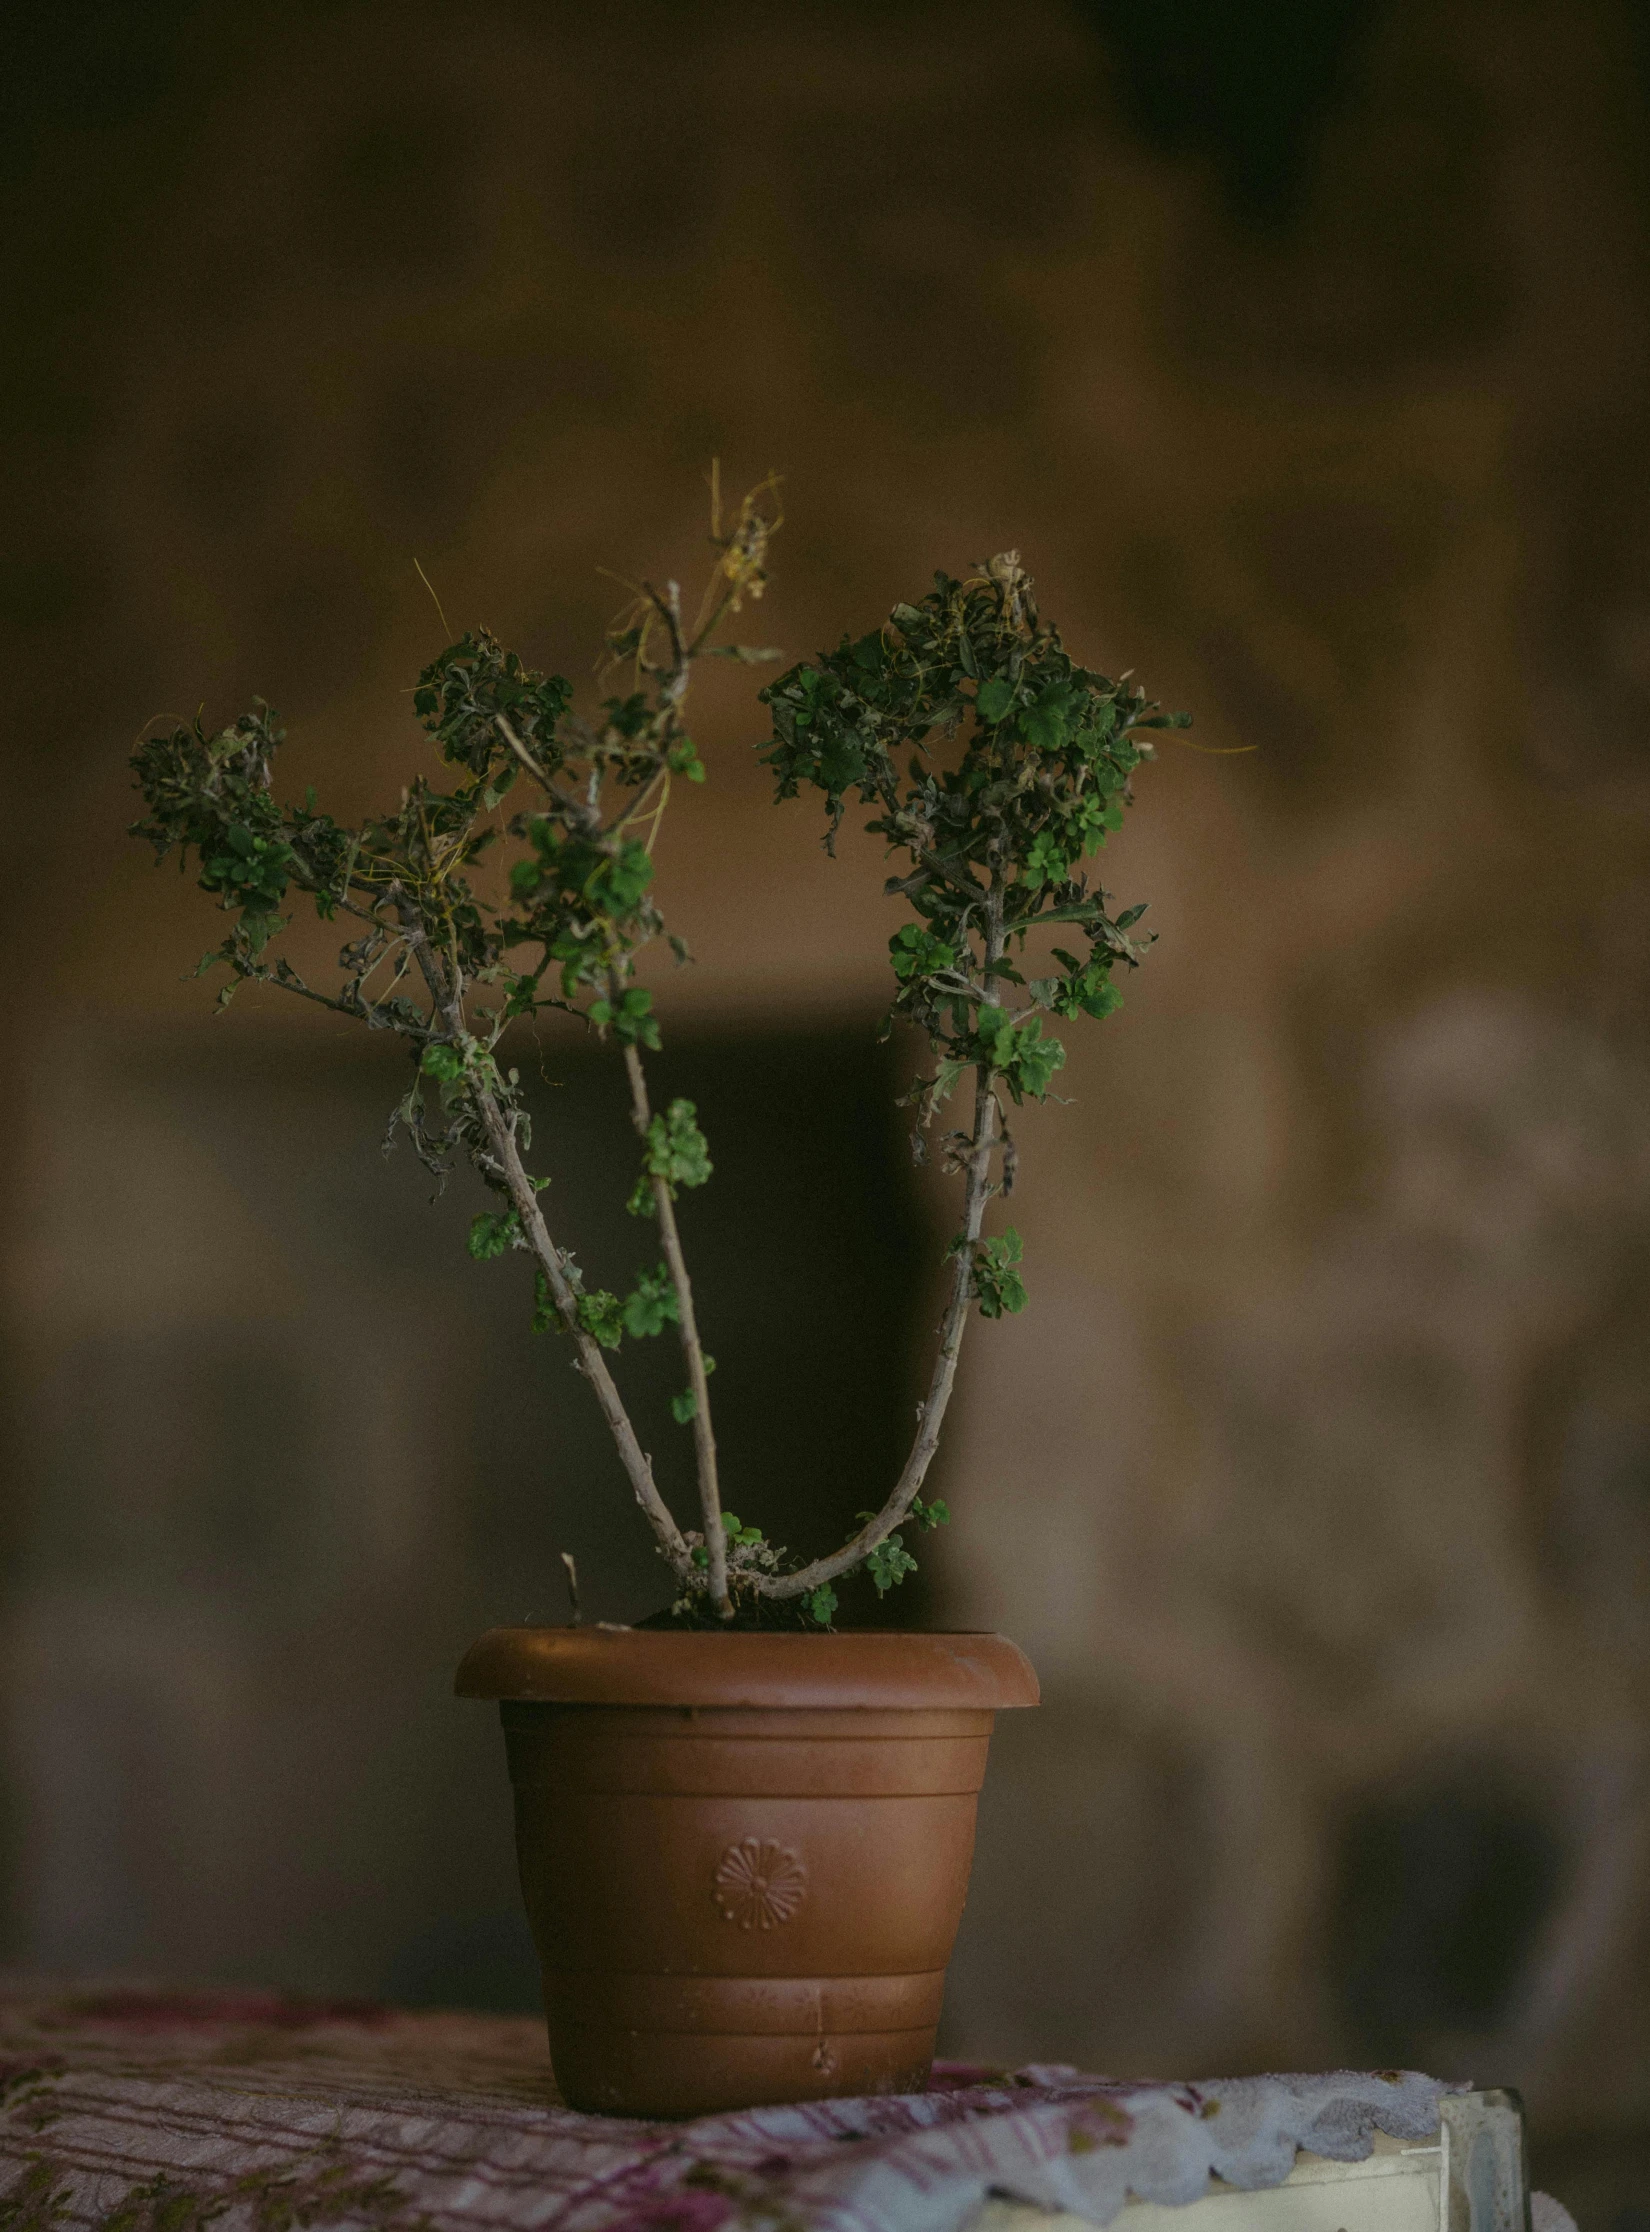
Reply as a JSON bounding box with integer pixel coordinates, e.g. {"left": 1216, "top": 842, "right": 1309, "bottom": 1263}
{"left": 455, "top": 1624, "right": 1038, "bottom": 2117}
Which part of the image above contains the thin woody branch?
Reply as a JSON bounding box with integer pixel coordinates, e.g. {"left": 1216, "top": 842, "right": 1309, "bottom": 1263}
{"left": 391, "top": 889, "right": 689, "bottom": 1577}
{"left": 484, "top": 1094, "right": 689, "bottom": 1574}
{"left": 618, "top": 1025, "right": 730, "bottom": 1616}
{"left": 755, "top": 889, "right": 1007, "bottom": 1601}
{"left": 493, "top": 712, "right": 596, "bottom": 829}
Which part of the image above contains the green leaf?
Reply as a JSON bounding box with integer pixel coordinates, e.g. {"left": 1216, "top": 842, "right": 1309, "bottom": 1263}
{"left": 1012, "top": 1018, "right": 1066, "bottom": 1099}
{"left": 1035, "top": 954, "right": 1121, "bottom": 1023}
{"left": 577, "top": 1290, "right": 625, "bottom": 1350}
{"left": 637, "top": 1098, "right": 711, "bottom": 1200}
{"left": 504, "top": 971, "right": 542, "bottom": 1019}
{"left": 866, "top": 1534, "right": 918, "bottom": 1595}
{"left": 975, "top": 1012, "right": 1066, "bottom": 1103}
{"left": 606, "top": 985, "right": 662, "bottom": 1049}
{"left": 967, "top": 1227, "right": 1028, "bottom": 1319}
{"left": 671, "top": 1388, "right": 698, "bottom": 1424}
{"left": 468, "top": 1210, "right": 520, "bottom": 1260}
{"left": 975, "top": 676, "right": 1014, "bottom": 724}
{"left": 889, "top": 924, "right": 956, "bottom": 983}
{"left": 806, "top": 1584, "right": 838, "bottom": 1626}
{"left": 621, "top": 1263, "right": 679, "bottom": 1338}
{"left": 1021, "top": 686, "right": 1074, "bottom": 752}
{"left": 1023, "top": 830, "right": 1071, "bottom": 889}
{"left": 421, "top": 1043, "right": 465, "bottom": 1081}
{"left": 975, "top": 1004, "right": 1015, "bottom": 1064}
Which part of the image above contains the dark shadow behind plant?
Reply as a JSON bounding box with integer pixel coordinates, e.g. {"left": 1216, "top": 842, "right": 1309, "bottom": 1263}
{"left": 129, "top": 494, "right": 1185, "bottom": 1626}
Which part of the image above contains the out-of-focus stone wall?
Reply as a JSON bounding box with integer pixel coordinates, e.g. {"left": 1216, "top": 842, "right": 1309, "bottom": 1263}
{"left": 4, "top": 0, "right": 1650, "bottom": 2211}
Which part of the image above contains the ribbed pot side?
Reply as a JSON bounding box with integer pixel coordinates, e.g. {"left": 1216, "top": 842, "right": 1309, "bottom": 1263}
{"left": 454, "top": 1628, "right": 1039, "bottom": 2118}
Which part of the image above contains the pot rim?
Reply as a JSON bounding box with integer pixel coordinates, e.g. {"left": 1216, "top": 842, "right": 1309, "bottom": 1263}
{"left": 454, "top": 1625, "right": 1038, "bottom": 1710}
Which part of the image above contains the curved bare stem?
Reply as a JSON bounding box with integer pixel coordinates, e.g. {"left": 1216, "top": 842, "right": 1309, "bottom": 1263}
{"left": 755, "top": 888, "right": 1007, "bottom": 1601}
{"left": 614, "top": 997, "right": 729, "bottom": 1616}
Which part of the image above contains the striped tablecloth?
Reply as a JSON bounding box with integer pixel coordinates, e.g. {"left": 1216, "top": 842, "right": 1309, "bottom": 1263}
{"left": 0, "top": 1984, "right": 1456, "bottom": 2232}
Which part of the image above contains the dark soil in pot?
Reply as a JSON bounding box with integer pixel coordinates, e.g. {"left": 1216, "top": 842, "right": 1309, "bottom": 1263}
{"left": 455, "top": 1626, "right": 1038, "bottom": 2117}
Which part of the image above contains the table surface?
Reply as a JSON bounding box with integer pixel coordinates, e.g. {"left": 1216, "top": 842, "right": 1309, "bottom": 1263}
{"left": 0, "top": 1984, "right": 1474, "bottom": 2232}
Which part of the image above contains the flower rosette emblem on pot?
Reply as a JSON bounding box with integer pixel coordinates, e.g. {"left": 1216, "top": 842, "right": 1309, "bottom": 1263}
{"left": 713, "top": 1837, "right": 808, "bottom": 1930}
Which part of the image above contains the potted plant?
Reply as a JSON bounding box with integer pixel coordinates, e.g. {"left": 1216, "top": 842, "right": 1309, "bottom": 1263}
{"left": 129, "top": 488, "right": 1184, "bottom": 2116}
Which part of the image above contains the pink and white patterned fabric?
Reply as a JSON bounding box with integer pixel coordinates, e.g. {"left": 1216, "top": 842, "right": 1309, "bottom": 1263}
{"left": 0, "top": 1984, "right": 1453, "bottom": 2232}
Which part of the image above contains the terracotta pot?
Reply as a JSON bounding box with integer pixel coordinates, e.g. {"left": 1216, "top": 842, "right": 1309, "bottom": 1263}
{"left": 454, "top": 1625, "right": 1038, "bottom": 2117}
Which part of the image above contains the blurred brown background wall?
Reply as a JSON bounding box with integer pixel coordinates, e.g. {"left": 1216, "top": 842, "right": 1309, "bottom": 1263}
{"left": 5, "top": 0, "right": 1650, "bottom": 2220}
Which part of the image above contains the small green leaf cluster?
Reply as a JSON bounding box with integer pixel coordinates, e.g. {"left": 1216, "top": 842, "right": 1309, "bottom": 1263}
{"left": 132, "top": 704, "right": 355, "bottom": 980}
{"left": 685, "top": 1506, "right": 778, "bottom": 1577}
{"left": 951, "top": 1228, "right": 1027, "bottom": 1319}
{"left": 468, "top": 1210, "right": 522, "bottom": 1260}
{"left": 505, "top": 821, "right": 659, "bottom": 1008}
{"left": 576, "top": 1289, "right": 626, "bottom": 1350}
{"left": 587, "top": 985, "right": 660, "bottom": 1049}
{"left": 865, "top": 1536, "right": 917, "bottom": 1593}
{"left": 622, "top": 1263, "right": 679, "bottom": 1338}
{"left": 413, "top": 633, "right": 571, "bottom": 776}
{"left": 482, "top": 1234, "right": 683, "bottom": 1360}
{"left": 1030, "top": 945, "right": 1130, "bottom": 1021}
{"left": 510, "top": 1234, "right": 714, "bottom": 1437}
{"left": 628, "top": 1098, "right": 712, "bottom": 1215}
{"left": 889, "top": 924, "right": 956, "bottom": 983}
{"left": 854, "top": 1493, "right": 948, "bottom": 1598}
{"left": 517, "top": 1247, "right": 622, "bottom": 1346}
{"left": 971, "top": 1006, "right": 1064, "bottom": 1106}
